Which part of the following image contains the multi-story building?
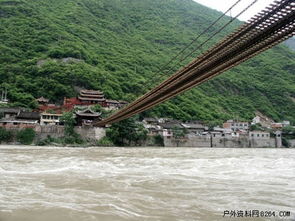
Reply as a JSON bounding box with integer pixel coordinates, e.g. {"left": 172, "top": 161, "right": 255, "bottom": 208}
{"left": 40, "top": 113, "right": 63, "bottom": 125}
{"left": 223, "top": 120, "right": 249, "bottom": 132}
{"left": 78, "top": 90, "right": 106, "bottom": 105}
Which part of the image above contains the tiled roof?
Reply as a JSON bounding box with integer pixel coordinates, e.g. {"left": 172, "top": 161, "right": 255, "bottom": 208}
{"left": 78, "top": 97, "right": 106, "bottom": 102}
{"left": 17, "top": 112, "right": 40, "bottom": 120}
{"left": 0, "top": 107, "right": 22, "bottom": 114}
{"left": 159, "top": 122, "right": 184, "bottom": 129}
{"left": 75, "top": 108, "right": 101, "bottom": 117}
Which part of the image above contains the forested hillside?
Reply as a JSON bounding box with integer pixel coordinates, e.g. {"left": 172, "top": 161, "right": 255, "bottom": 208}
{"left": 0, "top": 0, "right": 295, "bottom": 124}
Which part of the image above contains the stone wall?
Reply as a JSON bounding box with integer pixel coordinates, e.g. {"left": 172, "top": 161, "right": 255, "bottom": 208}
{"left": 164, "top": 135, "right": 277, "bottom": 148}
{"left": 288, "top": 139, "right": 295, "bottom": 148}
{"left": 35, "top": 125, "right": 105, "bottom": 141}
{"left": 164, "top": 136, "right": 211, "bottom": 147}
{"left": 212, "top": 136, "right": 249, "bottom": 148}
{"left": 249, "top": 138, "right": 276, "bottom": 148}
{"left": 35, "top": 125, "right": 64, "bottom": 140}
{"left": 75, "top": 126, "right": 106, "bottom": 140}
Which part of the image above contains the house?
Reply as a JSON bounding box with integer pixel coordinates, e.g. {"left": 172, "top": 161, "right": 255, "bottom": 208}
{"left": 0, "top": 107, "right": 22, "bottom": 119}
{"left": 118, "top": 100, "right": 128, "bottom": 107}
{"left": 143, "top": 124, "right": 162, "bottom": 136}
{"left": 105, "top": 99, "right": 121, "bottom": 109}
{"left": 159, "top": 122, "right": 185, "bottom": 138}
{"left": 271, "top": 123, "right": 283, "bottom": 130}
{"left": 223, "top": 120, "right": 249, "bottom": 132}
{"left": 78, "top": 90, "right": 106, "bottom": 105}
{"left": 251, "top": 114, "right": 274, "bottom": 128}
{"left": 36, "top": 97, "right": 49, "bottom": 105}
{"left": 281, "top": 121, "right": 290, "bottom": 127}
{"left": 181, "top": 123, "right": 208, "bottom": 135}
{"left": 40, "top": 113, "right": 63, "bottom": 125}
{"left": 0, "top": 111, "right": 40, "bottom": 128}
{"left": 17, "top": 112, "right": 40, "bottom": 122}
{"left": 143, "top": 118, "right": 159, "bottom": 125}
{"left": 0, "top": 118, "right": 38, "bottom": 128}
{"left": 249, "top": 131, "right": 270, "bottom": 139}
{"left": 75, "top": 108, "right": 102, "bottom": 126}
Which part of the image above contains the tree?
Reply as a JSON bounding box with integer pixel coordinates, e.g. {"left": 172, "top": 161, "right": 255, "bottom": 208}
{"left": 153, "top": 134, "right": 164, "bottom": 146}
{"left": 60, "top": 111, "right": 76, "bottom": 137}
{"left": 172, "top": 126, "right": 187, "bottom": 147}
{"left": 106, "top": 117, "right": 148, "bottom": 146}
{"left": 60, "top": 111, "right": 83, "bottom": 144}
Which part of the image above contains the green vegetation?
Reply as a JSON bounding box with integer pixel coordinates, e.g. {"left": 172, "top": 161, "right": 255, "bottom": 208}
{"left": 16, "top": 128, "right": 35, "bottom": 145}
{"left": 282, "top": 126, "right": 295, "bottom": 139}
{"left": 0, "top": 0, "right": 294, "bottom": 124}
{"left": 106, "top": 117, "right": 148, "bottom": 146}
{"left": 172, "top": 126, "right": 187, "bottom": 139}
{"left": 249, "top": 124, "right": 264, "bottom": 131}
{"left": 172, "top": 126, "right": 187, "bottom": 147}
{"left": 153, "top": 134, "right": 164, "bottom": 146}
{"left": 0, "top": 127, "right": 13, "bottom": 143}
{"left": 96, "top": 136, "right": 114, "bottom": 147}
{"left": 60, "top": 111, "right": 83, "bottom": 144}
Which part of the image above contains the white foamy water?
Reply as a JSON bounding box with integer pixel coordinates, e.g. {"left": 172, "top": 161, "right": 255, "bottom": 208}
{"left": 0, "top": 146, "right": 294, "bottom": 221}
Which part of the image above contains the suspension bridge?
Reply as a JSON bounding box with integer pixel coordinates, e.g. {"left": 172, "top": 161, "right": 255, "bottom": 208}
{"left": 95, "top": 0, "right": 295, "bottom": 127}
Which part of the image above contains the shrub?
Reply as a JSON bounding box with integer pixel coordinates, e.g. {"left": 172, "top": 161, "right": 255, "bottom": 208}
{"left": 35, "top": 135, "right": 56, "bottom": 146}
{"left": 96, "top": 136, "right": 114, "bottom": 147}
{"left": 153, "top": 134, "right": 164, "bottom": 146}
{"left": 0, "top": 127, "right": 13, "bottom": 143}
{"left": 16, "top": 128, "right": 35, "bottom": 145}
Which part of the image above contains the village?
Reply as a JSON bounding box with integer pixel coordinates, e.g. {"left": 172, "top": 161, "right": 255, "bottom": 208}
{"left": 0, "top": 89, "right": 294, "bottom": 148}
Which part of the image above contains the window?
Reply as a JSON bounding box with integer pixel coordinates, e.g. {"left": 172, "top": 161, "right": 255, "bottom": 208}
{"left": 251, "top": 134, "right": 254, "bottom": 137}
{"left": 257, "top": 134, "right": 260, "bottom": 137}
{"left": 262, "top": 134, "right": 264, "bottom": 137}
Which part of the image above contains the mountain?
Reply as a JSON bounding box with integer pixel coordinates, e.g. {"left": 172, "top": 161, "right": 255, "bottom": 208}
{"left": 1, "top": 0, "right": 295, "bottom": 125}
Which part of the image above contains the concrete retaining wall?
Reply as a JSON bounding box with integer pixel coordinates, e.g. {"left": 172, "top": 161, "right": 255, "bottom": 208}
{"left": 164, "top": 136, "right": 277, "bottom": 148}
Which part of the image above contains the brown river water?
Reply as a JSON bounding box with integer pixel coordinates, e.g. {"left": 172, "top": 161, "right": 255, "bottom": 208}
{"left": 0, "top": 146, "right": 294, "bottom": 221}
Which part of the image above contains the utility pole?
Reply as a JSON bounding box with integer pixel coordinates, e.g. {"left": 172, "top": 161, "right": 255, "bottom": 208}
{"left": 1, "top": 89, "right": 3, "bottom": 101}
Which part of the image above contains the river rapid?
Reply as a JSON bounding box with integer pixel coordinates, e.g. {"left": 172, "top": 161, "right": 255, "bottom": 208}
{"left": 0, "top": 146, "right": 294, "bottom": 221}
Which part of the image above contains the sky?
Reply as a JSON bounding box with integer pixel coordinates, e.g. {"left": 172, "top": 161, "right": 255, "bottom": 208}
{"left": 193, "top": 0, "right": 277, "bottom": 21}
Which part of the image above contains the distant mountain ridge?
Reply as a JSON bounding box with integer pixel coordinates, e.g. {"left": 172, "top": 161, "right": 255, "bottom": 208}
{"left": 0, "top": 0, "right": 294, "bottom": 124}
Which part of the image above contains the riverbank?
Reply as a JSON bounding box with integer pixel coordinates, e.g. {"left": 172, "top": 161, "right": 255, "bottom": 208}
{"left": 1, "top": 124, "right": 295, "bottom": 148}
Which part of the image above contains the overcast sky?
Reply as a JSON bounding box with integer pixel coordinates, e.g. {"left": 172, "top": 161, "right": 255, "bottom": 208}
{"left": 193, "top": 0, "right": 276, "bottom": 21}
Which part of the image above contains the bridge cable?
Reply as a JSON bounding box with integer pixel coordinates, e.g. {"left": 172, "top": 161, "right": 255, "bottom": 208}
{"left": 146, "top": 0, "right": 259, "bottom": 92}
{"left": 139, "top": 0, "right": 245, "bottom": 92}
